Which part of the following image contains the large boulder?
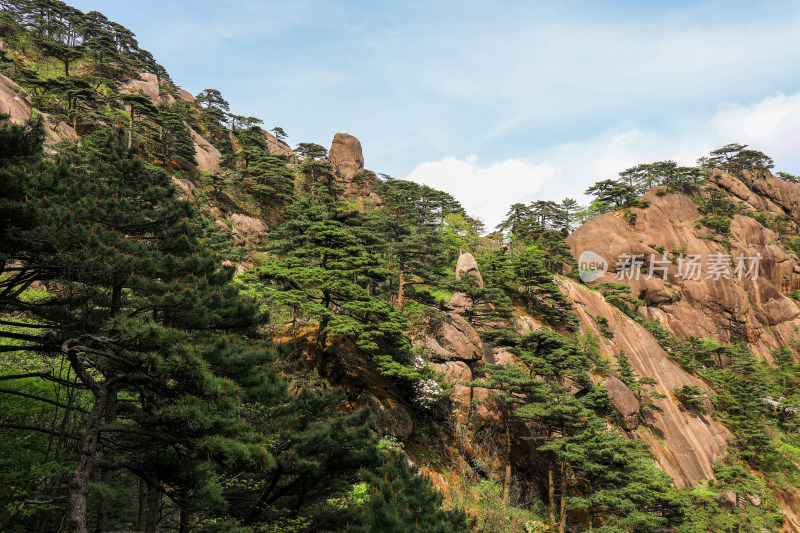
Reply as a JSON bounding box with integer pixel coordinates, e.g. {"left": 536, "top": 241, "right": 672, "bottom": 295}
{"left": 420, "top": 311, "right": 485, "bottom": 362}
{"left": 329, "top": 132, "right": 364, "bottom": 182}
{"left": 450, "top": 252, "right": 486, "bottom": 312}
{"left": 328, "top": 132, "right": 378, "bottom": 198}
{"left": 229, "top": 214, "right": 268, "bottom": 240}
{"left": 454, "top": 252, "right": 484, "bottom": 288}
{"left": 120, "top": 72, "right": 175, "bottom": 105}
{"left": 431, "top": 361, "right": 473, "bottom": 425}
{"left": 0, "top": 73, "right": 32, "bottom": 124}
{"left": 171, "top": 177, "right": 196, "bottom": 199}
{"left": 602, "top": 375, "right": 640, "bottom": 430}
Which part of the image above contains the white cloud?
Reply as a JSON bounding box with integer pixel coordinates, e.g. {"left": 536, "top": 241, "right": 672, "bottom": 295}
{"left": 710, "top": 92, "right": 800, "bottom": 171}
{"left": 406, "top": 156, "right": 557, "bottom": 229}
{"left": 408, "top": 90, "right": 800, "bottom": 230}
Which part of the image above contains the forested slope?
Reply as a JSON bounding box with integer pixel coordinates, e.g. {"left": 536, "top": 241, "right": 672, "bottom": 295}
{"left": 1, "top": 2, "right": 800, "bottom": 532}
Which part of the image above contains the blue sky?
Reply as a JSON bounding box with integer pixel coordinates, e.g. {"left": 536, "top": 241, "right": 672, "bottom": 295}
{"left": 69, "top": 0, "right": 800, "bottom": 227}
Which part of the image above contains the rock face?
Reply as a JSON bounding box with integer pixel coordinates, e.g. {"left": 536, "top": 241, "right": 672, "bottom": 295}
{"left": 568, "top": 181, "right": 800, "bottom": 359}
{"left": 264, "top": 129, "right": 294, "bottom": 158}
{"left": 121, "top": 72, "right": 175, "bottom": 106}
{"left": 229, "top": 214, "right": 268, "bottom": 238}
{"left": 419, "top": 311, "right": 486, "bottom": 362}
{"left": 560, "top": 278, "right": 729, "bottom": 487}
{"left": 430, "top": 361, "right": 473, "bottom": 425}
{"left": 602, "top": 375, "right": 640, "bottom": 430}
{"left": 567, "top": 172, "right": 800, "bottom": 525}
{"left": 0, "top": 74, "right": 78, "bottom": 146}
{"left": 171, "top": 177, "right": 196, "bottom": 199}
{"left": 454, "top": 252, "right": 484, "bottom": 287}
{"left": 0, "top": 73, "right": 32, "bottom": 124}
{"left": 450, "top": 252, "right": 495, "bottom": 317}
{"left": 329, "top": 132, "right": 364, "bottom": 182}
{"left": 189, "top": 127, "right": 222, "bottom": 173}
{"left": 328, "top": 132, "right": 379, "bottom": 198}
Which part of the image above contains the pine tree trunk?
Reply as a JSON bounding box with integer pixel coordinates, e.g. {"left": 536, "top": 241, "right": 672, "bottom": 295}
{"left": 138, "top": 480, "right": 160, "bottom": 533}
{"left": 178, "top": 509, "right": 189, "bottom": 533}
{"left": 548, "top": 461, "right": 556, "bottom": 529}
{"left": 503, "top": 408, "right": 511, "bottom": 503}
{"left": 397, "top": 268, "right": 405, "bottom": 310}
{"left": 558, "top": 459, "right": 567, "bottom": 533}
{"left": 67, "top": 387, "right": 108, "bottom": 533}
{"left": 95, "top": 389, "right": 117, "bottom": 532}
{"left": 128, "top": 106, "right": 134, "bottom": 150}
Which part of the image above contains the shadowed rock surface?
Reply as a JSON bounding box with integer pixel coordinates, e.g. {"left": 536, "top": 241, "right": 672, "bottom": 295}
{"left": 602, "top": 375, "right": 640, "bottom": 430}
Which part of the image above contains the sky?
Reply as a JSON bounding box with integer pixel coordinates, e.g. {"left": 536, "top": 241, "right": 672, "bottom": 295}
{"left": 68, "top": 0, "right": 800, "bottom": 228}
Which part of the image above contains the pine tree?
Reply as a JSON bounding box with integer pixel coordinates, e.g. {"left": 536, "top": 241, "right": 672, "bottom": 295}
{"left": 246, "top": 194, "right": 409, "bottom": 372}
{"left": 511, "top": 249, "right": 576, "bottom": 328}
{"left": 156, "top": 101, "right": 197, "bottom": 169}
{"left": 467, "top": 363, "right": 542, "bottom": 503}
{"left": 0, "top": 130, "right": 278, "bottom": 532}
{"left": 335, "top": 452, "right": 472, "bottom": 532}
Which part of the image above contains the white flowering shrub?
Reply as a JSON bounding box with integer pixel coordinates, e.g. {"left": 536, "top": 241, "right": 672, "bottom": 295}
{"left": 413, "top": 378, "right": 444, "bottom": 409}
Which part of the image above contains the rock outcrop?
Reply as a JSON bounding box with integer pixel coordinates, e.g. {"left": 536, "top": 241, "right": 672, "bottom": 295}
{"left": 568, "top": 181, "right": 800, "bottom": 359}
{"left": 328, "top": 132, "right": 380, "bottom": 200}
{"left": 567, "top": 172, "right": 800, "bottom": 525}
{"left": 264, "top": 129, "right": 294, "bottom": 158}
{"left": 171, "top": 177, "right": 196, "bottom": 199}
{"left": 329, "top": 132, "right": 363, "bottom": 182}
{"left": 120, "top": 72, "right": 175, "bottom": 106}
{"left": 0, "top": 74, "right": 78, "bottom": 146}
{"left": 559, "top": 278, "right": 730, "bottom": 487}
{"left": 419, "top": 311, "right": 486, "bottom": 362}
{"left": 602, "top": 375, "right": 640, "bottom": 430}
{"left": 229, "top": 214, "right": 268, "bottom": 240}
{"left": 0, "top": 73, "right": 31, "bottom": 123}
{"left": 188, "top": 127, "right": 222, "bottom": 173}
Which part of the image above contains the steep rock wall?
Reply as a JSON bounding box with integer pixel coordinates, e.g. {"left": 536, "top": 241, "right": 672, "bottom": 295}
{"left": 559, "top": 278, "right": 730, "bottom": 486}
{"left": 568, "top": 184, "right": 800, "bottom": 359}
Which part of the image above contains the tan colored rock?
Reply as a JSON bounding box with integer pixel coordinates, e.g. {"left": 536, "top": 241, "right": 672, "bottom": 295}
{"left": 454, "top": 252, "right": 484, "bottom": 288}
{"left": 567, "top": 183, "right": 800, "bottom": 360}
{"left": 602, "top": 375, "right": 640, "bottom": 430}
{"left": 121, "top": 72, "right": 175, "bottom": 106}
{"left": 484, "top": 347, "right": 522, "bottom": 366}
{"left": 0, "top": 73, "right": 32, "bottom": 124}
{"left": 171, "top": 177, "right": 196, "bottom": 199}
{"left": 55, "top": 121, "right": 78, "bottom": 143}
{"left": 559, "top": 278, "right": 729, "bottom": 487}
{"left": 189, "top": 127, "right": 222, "bottom": 173}
{"left": 264, "top": 129, "right": 294, "bottom": 157}
{"left": 425, "top": 311, "right": 486, "bottom": 362}
{"left": 177, "top": 88, "right": 195, "bottom": 102}
{"left": 513, "top": 312, "right": 543, "bottom": 334}
{"left": 229, "top": 214, "right": 268, "bottom": 237}
{"left": 329, "top": 132, "right": 377, "bottom": 197}
{"left": 360, "top": 394, "right": 413, "bottom": 438}
{"left": 431, "top": 361, "right": 473, "bottom": 425}
{"left": 329, "top": 132, "right": 364, "bottom": 181}
{"left": 448, "top": 291, "right": 471, "bottom": 312}
{"left": 430, "top": 361, "right": 472, "bottom": 383}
